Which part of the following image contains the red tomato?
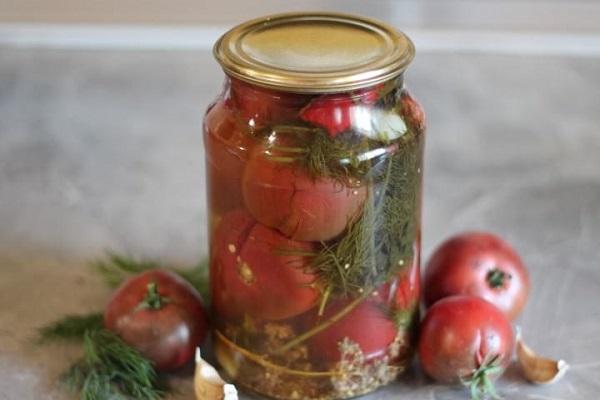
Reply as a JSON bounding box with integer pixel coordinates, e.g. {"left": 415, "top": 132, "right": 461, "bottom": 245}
{"left": 209, "top": 210, "right": 255, "bottom": 321}
{"left": 309, "top": 298, "right": 398, "bottom": 363}
{"left": 211, "top": 210, "right": 320, "bottom": 321}
{"left": 204, "top": 99, "right": 254, "bottom": 214}
{"left": 399, "top": 89, "right": 426, "bottom": 133}
{"left": 104, "top": 269, "right": 209, "bottom": 371}
{"left": 242, "top": 143, "right": 367, "bottom": 241}
{"left": 299, "top": 87, "right": 381, "bottom": 137}
{"left": 424, "top": 232, "right": 530, "bottom": 320}
{"left": 418, "top": 296, "right": 514, "bottom": 387}
{"left": 229, "top": 78, "right": 307, "bottom": 129}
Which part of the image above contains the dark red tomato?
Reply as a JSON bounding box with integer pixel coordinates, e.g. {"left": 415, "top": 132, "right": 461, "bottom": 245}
{"left": 299, "top": 87, "right": 381, "bottom": 137}
{"left": 228, "top": 78, "right": 307, "bottom": 129}
{"left": 399, "top": 89, "right": 426, "bottom": 133}
{"left": 424, "top": 232, "right": 530, "bottom": 320}
{"left": 209, "top": 210, "right": 255, "bottom": 321}
{"left": 104, "top": 269, "right": 208, "bottom": 371}
{"left": 211, "top": 210, "right": 320, "bottom": 321}
{"left": 309, "top": 298, "right": 398, "bottom": 363}
{"left": 418, "top": 296, "right": 514, "bottom": 386}
{"left": 242, "top": 143, "right": 367, "bottom": 241}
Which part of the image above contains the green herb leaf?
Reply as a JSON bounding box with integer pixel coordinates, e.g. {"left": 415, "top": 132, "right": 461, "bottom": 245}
{"left": 310, "top": 127, "right": 421, "bottom": 297}
{"left": 461, "top": 353, "right": 503, "bottom": 400}
{"left": 37, "top": 313, "right": 104, "bottom": 343}
{"left": 176, "top": 259, "right": 210, "bottom": 301}
{"left": 61, "top": 330, "right": 164, "bottom": 400}
{"left": 93, "top": 252, "right": 210, "bottom": 301}
{"left": 94, "top": 252, "right": 160, "bottom": 288}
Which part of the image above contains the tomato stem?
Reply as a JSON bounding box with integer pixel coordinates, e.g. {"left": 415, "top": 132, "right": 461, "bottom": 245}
{"left": 274, "top": 289, "right": 372, "bottom": 355}
{"left": 486, "top": 268, "right": 508, "bottom": 289}
{"left": 268, "top": 145, "right": 309, "bottom": 154}
{"left": 264, "top": 155, "right": 298, "bottom": 163}
{"left": 317, "top": 285, "right": 332, "bottom": 316}
{"left": 461, "top": 353, "right": 503, "bottom": 400}
{"left": 137, "top": 282, "right": 170, "bottom": 310}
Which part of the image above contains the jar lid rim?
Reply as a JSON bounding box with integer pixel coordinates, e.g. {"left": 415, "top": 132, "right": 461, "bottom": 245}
{"left": 213, "top": 12, "right": 415, "bottom": 93}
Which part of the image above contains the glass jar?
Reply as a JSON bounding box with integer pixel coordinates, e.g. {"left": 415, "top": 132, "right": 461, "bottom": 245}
{"left": 204, "top": 13, "right": 425, "bottom": 399}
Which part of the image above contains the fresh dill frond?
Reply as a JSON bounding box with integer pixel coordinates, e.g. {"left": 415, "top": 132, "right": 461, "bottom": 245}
{"left": 61, "top": 330, "right": 164, "bottom": 400}
{"left": 303, "top": 132, "right": 372, "bottom": 181}
{"left": 94, "top": 252, "right": 160, "bottom": 288}
{"left": 176, "top": 258, "right": 210, "bottom": 302}
{"left": 311, "top": 127, "right": 422, "bottom": 298}
{"left": 37, "top": 313, "right": 104, "bottom": 343}
{"left": 276, "top": 115, "right": 423, "bottom": 353}
{"left": 93, "top": 252, "right": 210, "bottom": 300}
{"left": 260, "top": 124, "right": 374, "bottom": 183}
{"left": 263, "top": 123, "right": 422, "bottom": 299}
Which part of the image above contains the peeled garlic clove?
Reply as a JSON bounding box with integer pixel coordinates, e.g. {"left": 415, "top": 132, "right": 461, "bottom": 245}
{"left": 353, "top": 108, "right": 408, "bottom": 141}
{"left": 516, "top": 329, "right": 569, "bottom": 384}
{"left": 194, "top": 348, "right": 238, "bottom": 400}
{"left": 370, "top": 110, "right": 408, "bottom": 142}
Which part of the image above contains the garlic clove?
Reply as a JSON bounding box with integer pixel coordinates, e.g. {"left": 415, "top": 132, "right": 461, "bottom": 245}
{"left": 194, "top": 348, "right": 238, "bottom": 400}
{"left": 370, "top": 110, "right": 408, "bottom": 142}
{"left": 516, "top": 328, "right": 569, "bottom": 384}
{"left": 372, "top": 111, "right": 408, "bottom": 142}
{"left": 353, "top": 108, "right": 408, "bottom": 141}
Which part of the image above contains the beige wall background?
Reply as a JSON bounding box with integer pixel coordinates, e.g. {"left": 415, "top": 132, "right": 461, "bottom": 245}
{"left": 1, "top": 0, "right": 600, "bottom": 33}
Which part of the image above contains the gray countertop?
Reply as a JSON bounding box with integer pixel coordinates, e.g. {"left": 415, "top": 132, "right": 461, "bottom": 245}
{"left": 1, "top": 47, "right": 599, "bottom": 399}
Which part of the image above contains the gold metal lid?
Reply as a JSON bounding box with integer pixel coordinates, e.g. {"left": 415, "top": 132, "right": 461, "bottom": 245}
{"left": 213, "top": 12, "right": 415, "bottom": 93}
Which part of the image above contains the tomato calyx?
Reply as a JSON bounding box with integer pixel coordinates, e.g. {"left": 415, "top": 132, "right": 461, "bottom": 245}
{"left": 136, "top": 282, "right": 170, "bottom": 311}
{"left": 461, "top": 353, "right": 503, "bottom": 400}
{"left": 486, "top": 268, "right": 511, "bottom": 289}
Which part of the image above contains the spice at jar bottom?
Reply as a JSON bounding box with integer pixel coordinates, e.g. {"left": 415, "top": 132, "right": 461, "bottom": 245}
{"left": 204, "top": 12, "right": 425, "bottom": 399}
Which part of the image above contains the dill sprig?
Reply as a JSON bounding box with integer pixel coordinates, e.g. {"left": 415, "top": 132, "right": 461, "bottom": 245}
{"left": 93, "top": 252, "right": 160, "bottom": 288}
{"left": 94, "top": 252, "right": 210, "bottom": 301}
{"left": 176, "top": 259, "right": 210, "bottom": 302}
{"left": 312, "top": 128, "right": 422, "bottom": 297}
{"left": 265, "top": 125, "right": 422, "bottom": 300}
{"left": 37, "top": 254, "right": 210, "bottom": 344}
{"left": 274, "top": 125, "right": 422, "bottom": 354}
{"left": 303, "top": 132, "right": 372, "bottom": 181}
{"left": 61, "top": 330, "right": 164, "bottom": 400}
{"left": 37, "top": 313, "right": 104, "bottom": 343}
{"left": 260, "top": 125, "right": 375, "bottom": 183}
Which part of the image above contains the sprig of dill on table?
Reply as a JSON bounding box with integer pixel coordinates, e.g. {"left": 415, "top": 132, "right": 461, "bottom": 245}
{"left": 36, "top": 253, "right": 210, "bottom": 399}
{"left": 61, "top": 330, "right": 164, "bottom": 400}
{"left": 94, "top": 251, "right": 210, "bottom": 301}
{"left": 93, "top": 252, "right": 161, "bottom": 288}
{"left": 37, "top": 313, "right": 104, "bottom": 343}
{"left": 37, "top": 253, "right": 210, "bottom": 343}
